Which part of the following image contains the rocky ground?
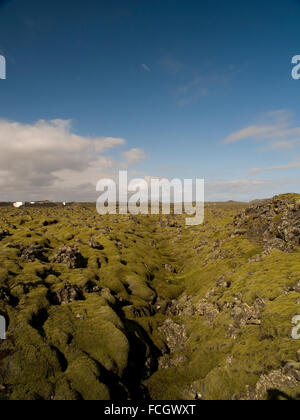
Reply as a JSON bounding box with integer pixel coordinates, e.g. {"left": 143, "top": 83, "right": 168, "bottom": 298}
{"left": 0, "top": 194, "right": 300, "bottom": 400}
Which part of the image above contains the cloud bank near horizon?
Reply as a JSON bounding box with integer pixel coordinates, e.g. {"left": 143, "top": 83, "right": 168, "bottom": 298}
{"left": 0, "top": 115, "right": 299, "bottom": 203}
{"left": 0, "top": 119, "right": 147, "bottom": 201}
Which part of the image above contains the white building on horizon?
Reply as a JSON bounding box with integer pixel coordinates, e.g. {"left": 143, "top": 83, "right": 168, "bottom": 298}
{"left": 13, "top": 202, "right": 24, "bottom": 208}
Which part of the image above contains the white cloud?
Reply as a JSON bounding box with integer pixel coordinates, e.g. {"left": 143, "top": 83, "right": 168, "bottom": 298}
{"left": 141, "top": 64, "right": 151, "bottom": 72}
{"left": 222, "top": 110, "right": 300, "bottom": 148}
{"left": 122, "top": 148, "right": 147, "bottom": 166}
{"left": 0, "top": 119, "right": 146, "bottom": 201}
{"left": 266, "top": 140, "right": 294, "bottom": 150}
{"left": 249, "top": 160, "right": 300, "bottom": 174}
{"left": 94, "top": 137, "right": 125, "bottom": 153}
{"left": 222, "top": 125, "right": 280, "bottom": 144}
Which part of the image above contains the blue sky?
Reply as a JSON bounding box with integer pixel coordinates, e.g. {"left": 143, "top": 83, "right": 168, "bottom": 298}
{"left": 0, "top": 0, "right": 300, "bottom": 201}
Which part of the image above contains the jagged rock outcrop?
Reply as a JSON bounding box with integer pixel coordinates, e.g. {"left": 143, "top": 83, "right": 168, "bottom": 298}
{"left": 233, "top": 194, "right": 300, "bottom": 252}
{"left": 241, "top": 370, "right": 299, "bottom": 400}
{"left": 158, "top": 319, "right": 188, "bottom": 370}
{"left": 195, "top": 299, "right": 220, "bottom": 324}
{"left": 52, "top": 245, "right": 87, "bottom": 269}
{"left": 158, "top": 319, "right": 187, "bottom": 353}
{"left": 164, "top": 264, "right": 177, "bottom": 274}
{"left": 88, "top": 237, "right": 104, "bottom": 250}
{"left": 20, "top": 244, "right": 48, "bottom": 262}
{"left": 166, "top": 294, "right": 196, "bottom": 317}
{"left": 51, "top": 282, "right": 84, "bottom": 305}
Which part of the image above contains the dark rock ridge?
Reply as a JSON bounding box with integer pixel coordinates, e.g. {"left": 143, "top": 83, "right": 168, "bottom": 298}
{"left": 233, "top": 194, "right": 300, "bottom": 252}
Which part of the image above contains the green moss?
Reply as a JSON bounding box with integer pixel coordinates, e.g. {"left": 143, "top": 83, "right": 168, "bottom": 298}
{"left": 0, "top": 201, "right": 300, "bottom": 400}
